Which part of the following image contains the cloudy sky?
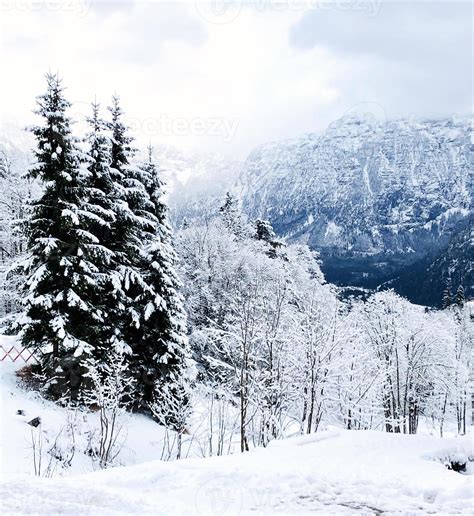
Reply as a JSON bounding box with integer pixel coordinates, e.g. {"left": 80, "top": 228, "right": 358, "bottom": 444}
{"left": 1, "top": 1, "right": 472, "bottom": 158}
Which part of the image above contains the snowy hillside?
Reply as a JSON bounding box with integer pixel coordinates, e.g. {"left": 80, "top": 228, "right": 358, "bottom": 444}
{"left": 0, "top": 357, "right": 178, "bottom": 480}
{"left": 2, "top": 398, "right": 473, "bottom": 513}
{"left": 238, "top": 115, "right": 472, "bottom": 303}
{"left": 4, "top": 436, "right": 473, "bottom": 514}
{"left": 2, "top": 336, "right": 473, "bottom": 514}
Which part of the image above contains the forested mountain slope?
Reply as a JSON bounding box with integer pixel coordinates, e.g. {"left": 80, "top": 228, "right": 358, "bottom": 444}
{"left": 389, "top": 216, "right": 473, "bottom": 306}
{"left": 238, "top": 115, "right": 472, "bottom": 303}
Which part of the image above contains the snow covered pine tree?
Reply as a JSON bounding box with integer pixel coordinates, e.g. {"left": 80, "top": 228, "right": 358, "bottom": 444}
{"left": 107, "top": 100, "right": 189, "bottom": 421}
{"left": 132, "top": 147, "right": 190, "bottom": 425}
{"left": 18, "top": 75, "right": 116, "bottom": 398}
{"left": 219, "top": 191, "right": 243, "bottom": 237}
{"left": 18, "top": 78, "right": 189, "bottom": 417}
{"left": 81, "top": 101, "right": 123, "bottom": 360}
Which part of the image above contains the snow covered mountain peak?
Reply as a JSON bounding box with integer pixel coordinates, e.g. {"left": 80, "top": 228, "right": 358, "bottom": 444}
{"left": 239, "top": 115, "right": 472, "bottom": 304}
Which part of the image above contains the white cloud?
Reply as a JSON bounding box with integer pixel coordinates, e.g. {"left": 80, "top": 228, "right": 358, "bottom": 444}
{"left": 0, "top": 1, "right": 470, "bottom": 159}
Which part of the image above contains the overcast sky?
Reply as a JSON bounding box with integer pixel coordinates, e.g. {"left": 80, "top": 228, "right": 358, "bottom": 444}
{"left": 1, "top": 1, "right": 472, "bottom": 158}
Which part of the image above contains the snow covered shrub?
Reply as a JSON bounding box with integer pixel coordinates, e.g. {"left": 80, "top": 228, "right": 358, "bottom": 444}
{"left": 191, "top": 384, "right": 240, "bottom": 457}
{"left": 149, "top": 376, "right": 192, "bottom": 460}
{"left": 425, "top": 436, "right": 474, "bottom": 474}
{"left": 29, "top": 412, "right": 78, "bottom": 478}
{"left": 15, "top": 364, "right": 44, "bottom": 391}
{"left": 82, "top": 349, "right": 135, "bottom": 468}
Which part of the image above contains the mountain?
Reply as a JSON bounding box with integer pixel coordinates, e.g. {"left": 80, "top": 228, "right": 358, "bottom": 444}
{"left": 2, "top": 116, "right": 471, "bottom": 306}
{"left": 388, "top": 216, "right": 473, "bottom": 307}
{"left": 238, "top": 115, "right": 472, "bottom": 305}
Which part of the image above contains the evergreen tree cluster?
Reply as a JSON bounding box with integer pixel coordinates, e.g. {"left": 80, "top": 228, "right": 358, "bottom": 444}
{"left": 17, "top": 74, "right": 188, "bottom": 417}
{"left": 442, "top": 277, "right": 466, "bottom": 310}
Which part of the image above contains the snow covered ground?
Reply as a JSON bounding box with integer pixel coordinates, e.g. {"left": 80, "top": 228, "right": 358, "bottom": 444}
{"left": 1, "top": 339, "right": 473, "bottom": 515}
{"left": 2, "top": 428, "right": 473, "bottom": 514}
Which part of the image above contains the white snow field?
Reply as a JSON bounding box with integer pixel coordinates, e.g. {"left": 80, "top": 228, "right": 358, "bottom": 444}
{"left": 1, "top": 338, "right": 473, "bottom": 515}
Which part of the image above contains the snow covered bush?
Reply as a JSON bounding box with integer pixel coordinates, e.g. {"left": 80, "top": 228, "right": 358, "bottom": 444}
{"left": 82, "top": 348, "right": 135, "bottom": 468}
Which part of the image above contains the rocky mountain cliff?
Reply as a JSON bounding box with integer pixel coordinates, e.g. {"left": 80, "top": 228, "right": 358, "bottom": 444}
{"left": 238, "top": 115, "right": 472, "bottom": 304}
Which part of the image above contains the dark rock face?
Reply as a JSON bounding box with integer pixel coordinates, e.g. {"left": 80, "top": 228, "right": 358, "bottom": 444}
{"left": 239, "top": 115, "right": 472, "bottom": 305}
